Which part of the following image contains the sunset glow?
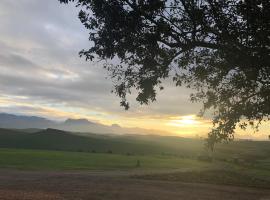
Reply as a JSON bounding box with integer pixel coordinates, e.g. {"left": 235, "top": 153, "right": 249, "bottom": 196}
{"left": 0, "top": 1, "right": 268, "bottom": 140}
{"left": 167, "top": 115, "right": 202, "bottom": 127}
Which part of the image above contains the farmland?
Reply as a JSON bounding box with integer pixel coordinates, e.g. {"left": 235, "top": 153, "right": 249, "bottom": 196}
{"left": 0, "top": 128, "right": 270, "bottom": 200}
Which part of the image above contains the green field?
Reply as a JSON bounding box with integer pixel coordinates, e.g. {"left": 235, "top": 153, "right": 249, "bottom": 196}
{"left": 0, "top": 128, "right": 203, "bottom": 156}
{"left": 0, "top": 148, "right": 210, "bottom": 171}
{"left": 1, "top": 128, "right": 269, "bottom": 162}
{"left": 0, "top": 147, "right": 270, "bottom": 188}
{"left": 0, "top": 128, "right": 270, "bottom": 171}
{"left": 0, "top": 128, "right": 270, "bottom": 188}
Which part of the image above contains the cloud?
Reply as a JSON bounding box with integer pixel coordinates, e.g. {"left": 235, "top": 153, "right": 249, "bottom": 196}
{"left": 0, "top": 0, "right": 212, "bottom": 136}
{"left": 0, "top": 0, "right": 268, "bottom": 139}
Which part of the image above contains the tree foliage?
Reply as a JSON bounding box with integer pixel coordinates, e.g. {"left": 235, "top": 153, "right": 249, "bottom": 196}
{"left": 59, "top": 0, "right": 270, "bottom": 148}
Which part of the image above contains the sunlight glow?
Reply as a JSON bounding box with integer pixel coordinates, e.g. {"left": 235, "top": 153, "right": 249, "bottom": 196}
{"left": 167, "top": 115, "right": 202, "bottom": 127}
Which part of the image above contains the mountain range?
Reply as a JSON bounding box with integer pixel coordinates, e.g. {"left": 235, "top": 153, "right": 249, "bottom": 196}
{"left": 0, "top": 113, "right": 168, "bottom": 135}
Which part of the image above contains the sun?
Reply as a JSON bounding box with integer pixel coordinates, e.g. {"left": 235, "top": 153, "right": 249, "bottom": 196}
{"left": 178, "top": 115, "right": 197, "bottom": 125}
{"left": 167, "top": 115, "right": 201, "bottom": 127}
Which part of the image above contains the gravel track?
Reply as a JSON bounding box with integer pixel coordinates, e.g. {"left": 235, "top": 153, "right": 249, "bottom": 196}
{"left": 0, "top": 170, "right": 269, "bottom": 200}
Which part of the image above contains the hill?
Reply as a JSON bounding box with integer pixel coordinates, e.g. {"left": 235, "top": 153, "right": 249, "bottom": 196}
{"left": 0, "top": 128, "right": 200, "bottom": 155}
{"left": 0, "top": 128, "right": 269, "bottom": 164}
{"left": 0, "top": 113, "right": 54, "bottom": 129}
{"left": 0, "top": 113, "right": 170, "bottom": 135}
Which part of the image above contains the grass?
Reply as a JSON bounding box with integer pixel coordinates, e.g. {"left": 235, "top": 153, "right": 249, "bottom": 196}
{"left": 0, "top": 148, "right": 210, "bottom": 171}
{"left": 1, "top": 128, "right": 269, "bottom": 164}
{"left": 0, "top": 128, "right": 270, "bottom": 188}
{"left": 0, "top": 128, "right": 204, "bottom": 156}
{"left": 1, "top": 147, "right": 270, "bottom": 189}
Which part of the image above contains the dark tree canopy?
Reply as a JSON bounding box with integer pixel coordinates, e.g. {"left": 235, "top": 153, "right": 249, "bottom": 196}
{"left": 59, "top": 0, "right": 270, "bottom": 149}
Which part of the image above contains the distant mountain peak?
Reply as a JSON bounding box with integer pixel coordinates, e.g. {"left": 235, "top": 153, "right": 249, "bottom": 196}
{"left": 111, "top": 124, "right": 121, "bottom": 128}
{"left": 0, "top": 113, "right": 171, "bottom": 136}
{"left": 0, "top": 113, "right": 48, "bottom": 120}
{"left": 38, "top": 128, "right": 68, "bottom": 135}
{"left": 64, "top": 118, "right": 93, "bottom": 125}
{"left": 0, "top": 113, "right": 54, "bottom": 129}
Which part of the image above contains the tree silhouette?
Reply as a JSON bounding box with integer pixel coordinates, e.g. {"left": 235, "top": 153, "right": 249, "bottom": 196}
{"left": 59, "top": 0, "right": 270, "bottom": 148}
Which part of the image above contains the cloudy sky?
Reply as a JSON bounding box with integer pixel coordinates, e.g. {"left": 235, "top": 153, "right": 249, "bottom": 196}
{"left": 0, "top": 0, "right": 268, "bottom": 139}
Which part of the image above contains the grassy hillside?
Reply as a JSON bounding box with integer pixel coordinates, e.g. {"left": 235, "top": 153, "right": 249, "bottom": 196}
{"left": 0, "top": 148, "right": 269, "bottom": 189}
{"left": 214, "top": 140, "right": 270, "bottom": 162}
{"left": 0, "top": 148, "right": 210, "bottom": 171}
{"left": 0, "top": 128, "right": 269, "bottom": 188}
{"left": 0, "top": 128, "right": 205, "bottom": 156}
{"left": 0, "top": 128, "right": 269, "bottom": 165}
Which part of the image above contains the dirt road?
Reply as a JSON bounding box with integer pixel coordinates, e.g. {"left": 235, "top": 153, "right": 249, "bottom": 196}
{"left": 0, "top": 170, "right": 269, "bottom": 200}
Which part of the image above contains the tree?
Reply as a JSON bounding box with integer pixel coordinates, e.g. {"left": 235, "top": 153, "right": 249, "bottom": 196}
{"left": 59, "top": 0, "right": 270, "bottom": 149}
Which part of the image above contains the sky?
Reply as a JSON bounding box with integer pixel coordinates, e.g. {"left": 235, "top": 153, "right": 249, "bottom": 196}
{"left": 0, "top": 0, "right": 269, "bottom": 139}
